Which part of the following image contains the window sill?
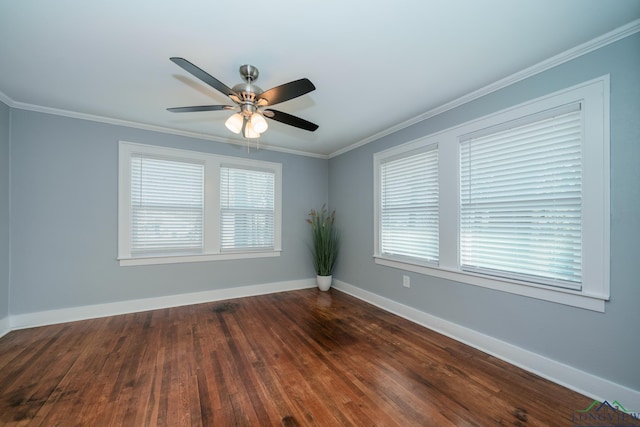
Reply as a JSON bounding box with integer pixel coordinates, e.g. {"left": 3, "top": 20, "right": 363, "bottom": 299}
{"left": 119, "top": 250, "right": 281, "bottom": 266}
{"left": 373, "top": 256, "right": 607, "bottom": 312}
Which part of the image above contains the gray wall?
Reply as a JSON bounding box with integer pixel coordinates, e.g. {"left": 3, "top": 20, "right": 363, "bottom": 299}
{"left": 9, "top": 110, "right": 328, "bottom": 314}
{"left": 329, "top": 33, "right": 640, "bottom": 390}
{"left": 0, "top": 101, "right": 9, "bottom": 321}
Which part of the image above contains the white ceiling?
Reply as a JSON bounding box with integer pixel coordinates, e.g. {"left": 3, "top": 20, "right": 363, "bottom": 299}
{"left": 1, "top": 1, "right": 639, "bottom": 157}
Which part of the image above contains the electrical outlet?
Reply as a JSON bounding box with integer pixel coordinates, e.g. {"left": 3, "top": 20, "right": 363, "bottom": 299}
{"left": 403, "top": 275, "right": 410, "bottom": 288}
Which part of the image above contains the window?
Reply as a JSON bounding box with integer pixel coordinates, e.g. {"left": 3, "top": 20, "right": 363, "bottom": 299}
{"left": 131, "top": 155, "right": 205, "bottom": 256}
{"left": 460, "top": 105, "right": 583, "bottom": 289}
{"left": 220, "top": 166, "right": 275, "bottom": 251}
{"left": 379, "top": 146, "right": 439, "bottom": 264}
{"left": 119, "top": 142, "right": 282, "bottom": 266}
{"left": 374, "top": 76, "right": 609, "bottom": 311}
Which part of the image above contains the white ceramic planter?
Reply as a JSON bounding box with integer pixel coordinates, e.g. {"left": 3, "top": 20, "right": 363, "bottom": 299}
{"left": 316, "top": 275, "right": 332, "bottom": 291}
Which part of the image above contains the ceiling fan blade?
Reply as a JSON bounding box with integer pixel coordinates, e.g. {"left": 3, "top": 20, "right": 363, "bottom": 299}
{"left": 170, "top": 57, "right": 238, "bottom": 98}
{"left": 167, "top": 105, "right": 235, "bottom": 113}
{"left": 257, "top": 78, "right": 316, "bottom": 106}
{"left": 264, "top": 109, "right": 318, "bottom": 132}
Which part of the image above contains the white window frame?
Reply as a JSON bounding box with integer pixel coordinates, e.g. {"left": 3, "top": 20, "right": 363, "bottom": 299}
{"left": 118, "top": 141, "right": 282, "bottom": 266}
{"left": 374, "top": 76, "right": 610, "bottom": 312}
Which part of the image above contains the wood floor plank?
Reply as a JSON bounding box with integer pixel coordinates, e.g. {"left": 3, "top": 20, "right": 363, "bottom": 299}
{"left": 0, "top": 288, "right": 599, "bottom": 426}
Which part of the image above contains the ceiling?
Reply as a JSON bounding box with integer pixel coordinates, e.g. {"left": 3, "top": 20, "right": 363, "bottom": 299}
{"left": 1, "top": 1, "right": 639, "bottom": 157}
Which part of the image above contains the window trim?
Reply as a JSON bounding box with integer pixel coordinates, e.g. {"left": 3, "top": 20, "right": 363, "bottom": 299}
{"left": 374, "top": 76, "right": 610, "bottom": 312}
{"left": 118, "top": 141, "right": 282, "bottom": 266}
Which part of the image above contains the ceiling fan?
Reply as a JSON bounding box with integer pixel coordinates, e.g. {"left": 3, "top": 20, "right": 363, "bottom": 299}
{"left": 167, "top": 57, "right": 318, "bottom": 139}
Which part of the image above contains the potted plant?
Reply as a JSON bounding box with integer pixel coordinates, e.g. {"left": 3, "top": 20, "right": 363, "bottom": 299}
{"left": 306, "top": 205, "right": 339, "bottom": 291}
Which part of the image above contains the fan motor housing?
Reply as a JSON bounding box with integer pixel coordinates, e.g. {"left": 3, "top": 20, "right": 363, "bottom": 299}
{"left": 232, "top": 83, "right": 262, "bottom": 101}
{"left": 239, "top": 64, "right": 259, "bottom": 82}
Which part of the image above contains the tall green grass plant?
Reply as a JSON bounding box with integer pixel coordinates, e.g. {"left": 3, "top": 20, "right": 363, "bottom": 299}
{"left": 306, "top": 205, "right": 339, "bottom": 276}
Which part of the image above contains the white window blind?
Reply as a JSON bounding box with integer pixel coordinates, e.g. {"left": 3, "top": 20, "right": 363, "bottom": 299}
{"left": 220, "top": 166, "right": 275, "bottom": 251}
{"left": 380, "top": 147, "right": 439, "bottom": 263}
{"left": 460, "top": 105, "right": 582, "bottom": 288}
{"left": 131, "top": 155, "right": 205, "bottom": 256}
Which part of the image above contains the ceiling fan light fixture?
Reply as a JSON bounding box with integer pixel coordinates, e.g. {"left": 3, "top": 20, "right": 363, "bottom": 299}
{"left": 168, "top": 58, "right": 318, "bottom": 142}
{"left": 250, "top": 113, "right": 268, "bottom": 134}
{"left": 225, "top": 113, "right": 243, "bottom": 134}
{"left": 243, "top": 120, "right": 260, "bottom": 139}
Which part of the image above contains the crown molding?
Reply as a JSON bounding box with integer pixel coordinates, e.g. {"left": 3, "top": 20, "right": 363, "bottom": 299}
{"left": 0, "top": 90, "right": 13, "bottom": 108}
{"left": 0, "top": 94, "right": 328, "bottom": 160}
{"left": 328, "top": 19, "right": 640, "bottom": 159}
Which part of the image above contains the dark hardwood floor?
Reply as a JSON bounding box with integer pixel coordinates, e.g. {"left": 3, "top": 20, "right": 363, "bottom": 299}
{"left": 0, "top": 288, "right": 591, "bottom": 426}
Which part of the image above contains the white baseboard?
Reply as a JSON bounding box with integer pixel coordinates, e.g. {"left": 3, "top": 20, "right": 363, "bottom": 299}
{"left": 10, "top": 279, "right": 316, "bottom": 331}
{"left": 332, "top": 279, "right": 640, "bottom": 407}
{"left": 0, "top": 316, "right": 9, "bottom": 339}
